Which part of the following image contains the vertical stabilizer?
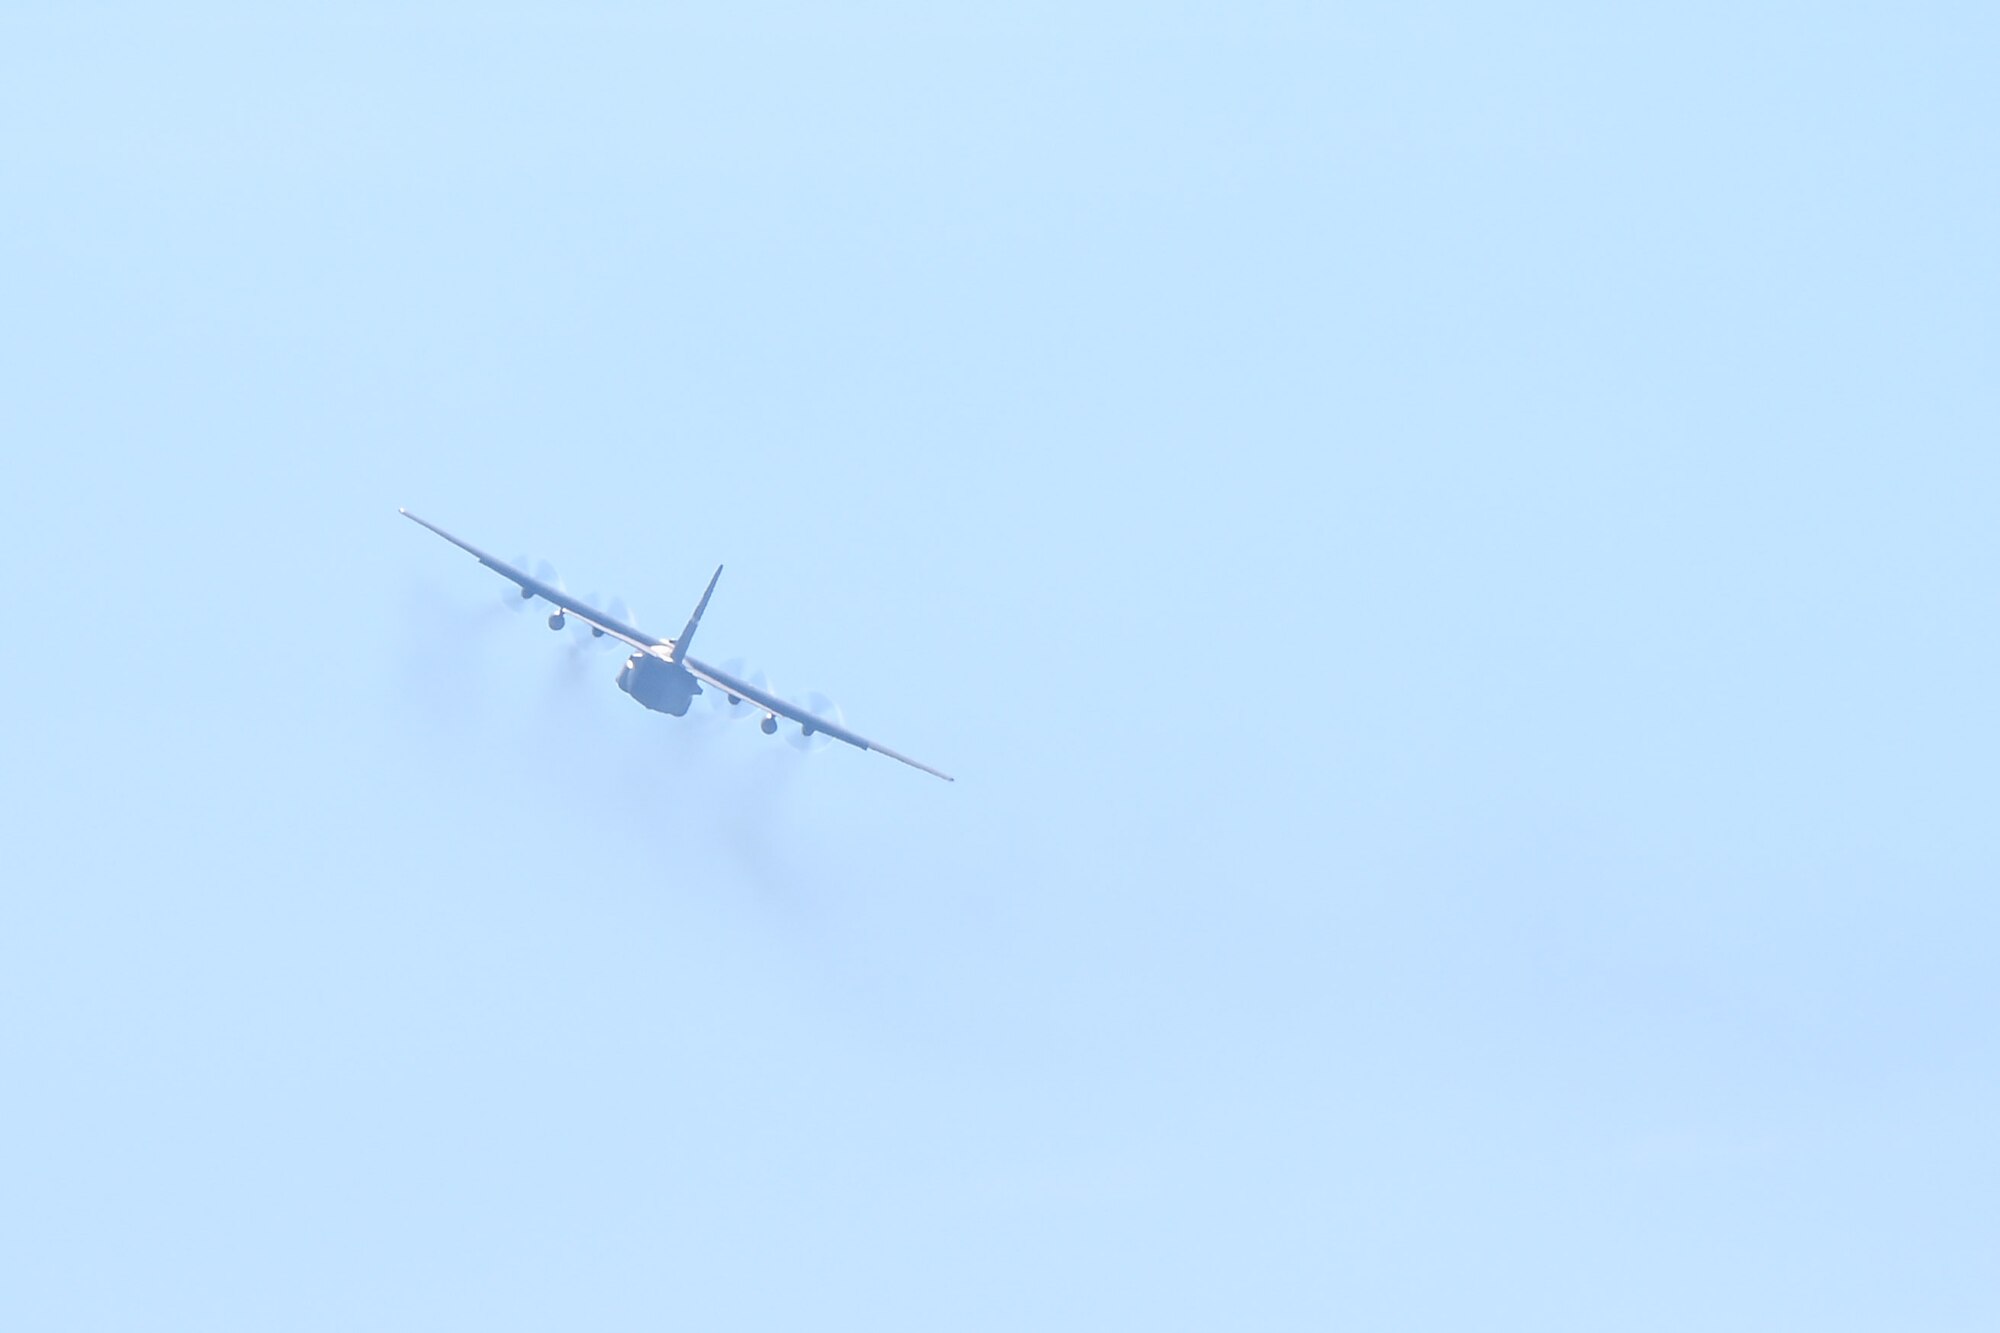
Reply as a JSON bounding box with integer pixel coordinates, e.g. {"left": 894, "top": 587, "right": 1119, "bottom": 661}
{"left": 671, "top": 565, "right": 723, "bottom": 661}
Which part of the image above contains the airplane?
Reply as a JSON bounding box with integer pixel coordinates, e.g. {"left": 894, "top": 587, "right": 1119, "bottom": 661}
{"left": 400, "top": 509, "right": 953, "bottom": 781}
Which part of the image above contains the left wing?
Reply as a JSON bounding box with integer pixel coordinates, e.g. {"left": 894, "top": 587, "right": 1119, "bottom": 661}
{"left": 399, "top": 509, "right": 662, "bottom": 653}
{"left": 683, "top": 655, "right": 956, "bottom": 782}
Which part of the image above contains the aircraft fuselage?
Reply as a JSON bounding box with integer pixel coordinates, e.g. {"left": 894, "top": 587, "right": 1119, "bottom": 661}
{"left": 398, "top": 507, "right": 952, "bottom": 779}
{"left": 617, "top": 652, "right": 700, "bottom": 716}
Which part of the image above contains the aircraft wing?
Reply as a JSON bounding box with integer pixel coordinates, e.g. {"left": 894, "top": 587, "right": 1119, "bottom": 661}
{"left": 399, "top": 509, "right": 664, "bottom": 654}
{"left": 684, "top": 656, "right": 955, "bottom": 782}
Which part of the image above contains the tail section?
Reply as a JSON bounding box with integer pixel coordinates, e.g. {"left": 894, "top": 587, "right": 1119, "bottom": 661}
{"left": 671, "top": 565, "right": 723, "bottom": 662}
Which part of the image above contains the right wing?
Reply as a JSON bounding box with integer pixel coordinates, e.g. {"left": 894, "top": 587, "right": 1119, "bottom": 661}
{"left": 683, "top": 655, "right": 955, "bottom": 782}
{"left": 399, "top": 509, "right": 664, "bottom": 653}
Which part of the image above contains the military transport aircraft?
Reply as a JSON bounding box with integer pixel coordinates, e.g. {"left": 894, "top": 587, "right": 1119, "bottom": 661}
{"left": 400, "top": 509, "right": 952, "bottom": 781}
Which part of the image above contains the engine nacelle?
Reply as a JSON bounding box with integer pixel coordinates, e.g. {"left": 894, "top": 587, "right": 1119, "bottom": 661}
{"left": 760, "top": 715, "right": 778, "bottom": 735}
{"left": 547, "top": 611, "right": 566, "bottom": 630}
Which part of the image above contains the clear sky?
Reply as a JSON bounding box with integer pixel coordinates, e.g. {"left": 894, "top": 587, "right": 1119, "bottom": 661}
{"left": 2, "top": 4, "right": 1994, "bottom": 1329}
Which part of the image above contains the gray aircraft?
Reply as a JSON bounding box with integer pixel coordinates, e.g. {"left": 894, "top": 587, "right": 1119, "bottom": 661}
{"left": 401, "top": 509, "right": 953, "bottom": 781}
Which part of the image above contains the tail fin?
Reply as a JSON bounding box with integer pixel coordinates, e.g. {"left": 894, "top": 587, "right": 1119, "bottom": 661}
{"left": 671, "top": 565, "right": 722, "bottom": 662}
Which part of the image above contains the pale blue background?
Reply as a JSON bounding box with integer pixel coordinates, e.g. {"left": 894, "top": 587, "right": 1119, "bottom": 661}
{"left": 2, "top": 4, "right": 1995, "bottom": 1329}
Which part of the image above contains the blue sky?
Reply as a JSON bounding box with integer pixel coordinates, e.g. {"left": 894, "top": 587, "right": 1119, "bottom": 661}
{"left": 2, "top": 4, "right": 1995, "bottom": 1328}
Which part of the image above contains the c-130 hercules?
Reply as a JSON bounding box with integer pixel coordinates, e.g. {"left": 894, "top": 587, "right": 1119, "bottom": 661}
{"left": 401, "top": 509, "right": 953, "bottom": 781}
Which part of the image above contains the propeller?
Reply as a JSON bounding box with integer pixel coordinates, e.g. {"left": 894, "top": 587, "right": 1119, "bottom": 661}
{"left": 704, "top": 657, "right": 773, "bottom": 724}
{"left": 787, "top": 691, "right": 844, "bottom": 752}
{"left": 534, "top": 560, "right": 568, "bottom": 630}
{"left": 503, "top": 557, "right": 568, "bottom": 625}
{"left": 502, "top": 555, "right": 538, "bottom": 612}
{"left": 585, "top": 595, "right": 636, "bottom": 650}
